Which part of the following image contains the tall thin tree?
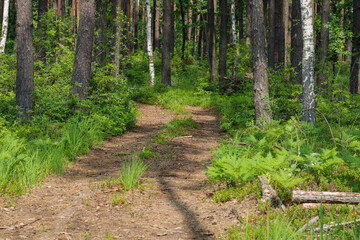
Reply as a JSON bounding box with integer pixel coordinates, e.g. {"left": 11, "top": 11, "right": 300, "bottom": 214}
{"left": 251, "top": 0, "right": 272, "bottom": 125}
{"left": 146, "top": 0, "right": 155, "bottom": 86}
{"left": 0, "top": 0, "right": 9, "bottom": 53}
{"left": 238, "top": 0, "right": 244, "bottom": 40}
{"left": 161, "top": 0, "right": 171, "bottom": 86}
{"left": 16, "top": 0, "right": 35, "bottom": 121}
{"left": 231, "top": 0, "right": 237, "bottom": 77}
{"left": 350, "top": 0, "right": 360, "bottom": 94}
{"left": 219, "top": 0, "right": 228, "bottom": 80}
{"left": 291, "top": 0, "right": 303, "bottom": 84}
{"left": 208, "top": 0, "right": 217, "bottom": 80}
{"left": 71, "top": 0, "right": 96, "bottom": 99}
{"left": 301, "top": 0, "right": 316, "bottom": 124}
{"left": 317, "top": 0, "right": 330, "bottom": 89}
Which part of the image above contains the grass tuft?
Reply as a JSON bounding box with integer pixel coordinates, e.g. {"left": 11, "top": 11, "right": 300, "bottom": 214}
{"left": 119, "top": 158, "right": 149, "bottom": 191}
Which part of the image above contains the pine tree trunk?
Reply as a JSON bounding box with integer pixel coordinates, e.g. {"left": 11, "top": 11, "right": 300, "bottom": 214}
{"left": 112, "top": 0, "right": 121, "bottom": 77}
{"left": 301, "top": 0, "right": 316, "bottom": 124}
{"left": 219, "top": 0, "right": 228, "bottom": 79}
{"left": 0, "top": 0, "right": 10, "bottom": 53}
{"left": 95, "top": 0, "right": 107, "bottom": 66}
{"left": 317, "top": 0, "right": 330, "bottom": 90}
{"left": 161, "top": 0, "right": 171, "bottom": 86}
{"left": 291, "top": 0, "right": 303, "bottom": 84}
{"left": 284, "top": 0, "right": 291, "bottom": 66}
{"left": 133, "top": 0, "right": 139, "bottom": 50}
{"left": 274, "top": 0, "right": 284, "bottom": 67}
{"left": 251, "top": 0, "right": 272, "bottom": 125}
{"left": 71, "top": 0, "right": 96, "bottom": 99}
{"left": 16, "top": 0, "right": 34, "bottom": 121}
{"left": 153, "top": 0, "right": 160, "bottom": 50}
{"left": 231, "top": 0, "right": 237, "bottom": 77}
{"left": 238, "top": 0, "right": 243, "bottom": 40}
{"left": 208, "top": 0, "right": 217, "bottom": 80}
{"left": 37, "top": 0, "right": 48, "bottom": 61}
{"left": 245, "top": 0, "right": 251, "bottom": 45}
{"left": 179, "top": 0, "right": 186, "bottom": 63}
{"left": 170, "top": 0, "right": 175, "bottom": 53}
{"left": 350, "top": 0, "right": 360, "bottom": 94}
{"left": 268, "top": 0, "right": 275, "bottom": 68}
{"left": 146, "top": 0, "right": 155, "bottom": 86}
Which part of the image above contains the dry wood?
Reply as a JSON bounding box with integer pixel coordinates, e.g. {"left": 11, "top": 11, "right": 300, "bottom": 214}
{"left": 258, "top": 175, "right": 285, "bottom": 211}
{"left": 292, "top": 190, "right": 360, "bottom": 204}
{"left": 312, "top": 219, "right": 360, "bottom": 232}
{"left": 298, "top": 216, "right": 319, "bottom": 232}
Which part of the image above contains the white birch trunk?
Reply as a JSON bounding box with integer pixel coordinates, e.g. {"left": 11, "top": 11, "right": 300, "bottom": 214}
{"left": 146, "top": 0, "right": 155, "bottom": 86}
{"left": 231, "top": 0, "right": 237, "bottom": 77}
{"left": 0, "top": 0, "right": 10, "bottom": 53}
{"left": 300, "top": 0, "right": 316, "bottom": 124}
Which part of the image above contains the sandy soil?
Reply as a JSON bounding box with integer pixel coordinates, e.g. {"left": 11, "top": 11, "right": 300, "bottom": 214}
{"left": 0, "top": 103, "right": 257, "bottom": 240}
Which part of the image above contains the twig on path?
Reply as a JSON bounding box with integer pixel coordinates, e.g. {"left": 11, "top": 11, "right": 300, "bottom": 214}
{"left": 0, "top": 218, "right": 40, "bottom": 230}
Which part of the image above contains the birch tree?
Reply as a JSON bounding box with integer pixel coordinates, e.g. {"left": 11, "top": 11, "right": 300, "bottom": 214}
{"left": 146, "top": 0, "right": 155, "bottom": 86}
{"left": 301, "top": 0, "right": 316, "bottom": 124}
{"left": 0, "top": 0, "right": 9, "bottom": 53}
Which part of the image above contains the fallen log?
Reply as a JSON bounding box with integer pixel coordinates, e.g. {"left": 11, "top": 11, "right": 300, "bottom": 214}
{"left": 292, "top": 191, "right": 360, "bottom": 204}
{"left": 258, "top": 175, "right": 285, "bottom": 211}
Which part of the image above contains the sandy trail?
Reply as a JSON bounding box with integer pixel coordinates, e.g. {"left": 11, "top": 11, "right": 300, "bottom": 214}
{"left": 0, "top": 103, "right": 256, "bottom": 240}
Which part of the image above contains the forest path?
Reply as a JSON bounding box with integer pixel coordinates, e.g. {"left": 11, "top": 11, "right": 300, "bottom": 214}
{"left": 0, "top": 103, "right": 256, "bottom": 240}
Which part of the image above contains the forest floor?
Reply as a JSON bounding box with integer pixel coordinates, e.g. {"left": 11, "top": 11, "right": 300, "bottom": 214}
{"left": 0, "top": 103, "right": 258, "bottom": 240}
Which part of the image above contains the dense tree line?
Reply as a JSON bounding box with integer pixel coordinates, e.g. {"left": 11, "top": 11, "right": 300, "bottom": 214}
{"left": 0, "top": 0, "right": 359, "bottom": 126}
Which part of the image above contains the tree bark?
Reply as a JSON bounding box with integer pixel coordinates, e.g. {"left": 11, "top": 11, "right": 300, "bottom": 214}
{"left": 152, "top": 0, "right": 160, "bottom": 50}
{"left": 231, "top": 0, "right": 237, "bottom": 77}
{"left": 274, "top": 0, "right": 284, "bottom": 67}
{"left": 292, "top": 191, "right": 360, "bottom": 204}
{"left": 37, "top": 0, "right": 48, "bottom": 62}
{"left": 245, "top": 0, "right": 251, "bottom": 45}
{"left": 291, "top": 0, "right": 303, "bottom": 84}
{"left": 133, "top": 0, "right": 139, "bottom": 50}
{"left": 16, "top": 0, "right": 35, "bottom": 121}
{"left": 0, "top": 0, "right": 10, "bottom": 53}
{"left": 301, "top": 0, "right": 316, "bottom": 124}
{"left": 238, "top": 0, "right": 244, "bottom": 40}
{"left": 146, "top": 0, "right": 155, "bottom": 86}
{"left": 170, "top": 0, "right": 175, "bottom": 53}
{"left": 268, "top": 0, "right": 275, "bottom": 68}
{"left": 317, "top": 0, "right": 330, "bottom": 90}
{"left": 284, "top": 0, "right": 291, "bottom": 66}
{"left": 251, "top": 0, "right": 272, "bottom": 125}
{"left": 161, "top": 0, "right": 171, "bottom": 86}
{"left": 94, "top": 0, "right": 107, "bottom": 66}
{"left": 0, "top": 0, "right": 3, "bottom": 34}
{"left": 219, "top": 0, "right": 228, "bottom": 79}
{"left": 208, "top": 0, "right": 217, "bottom": 80}
{"left": 71, "top": 0, "right": 96, "bottom": 99}
{"left": 350, "top": 0, "right": 360, "bottom": 94}
{"left": 179, "top": 0, "right": 186, "bottom": 63}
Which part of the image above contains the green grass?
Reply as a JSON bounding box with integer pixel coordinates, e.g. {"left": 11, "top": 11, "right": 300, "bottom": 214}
{"left": 163, "top": 117, "right": 198, "bottom": 138}
{"left": 119, "top": 158, "right": 149, "bottom": 191}
{"left": 137, "top": 145, "right": 159, "bottom": 159}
